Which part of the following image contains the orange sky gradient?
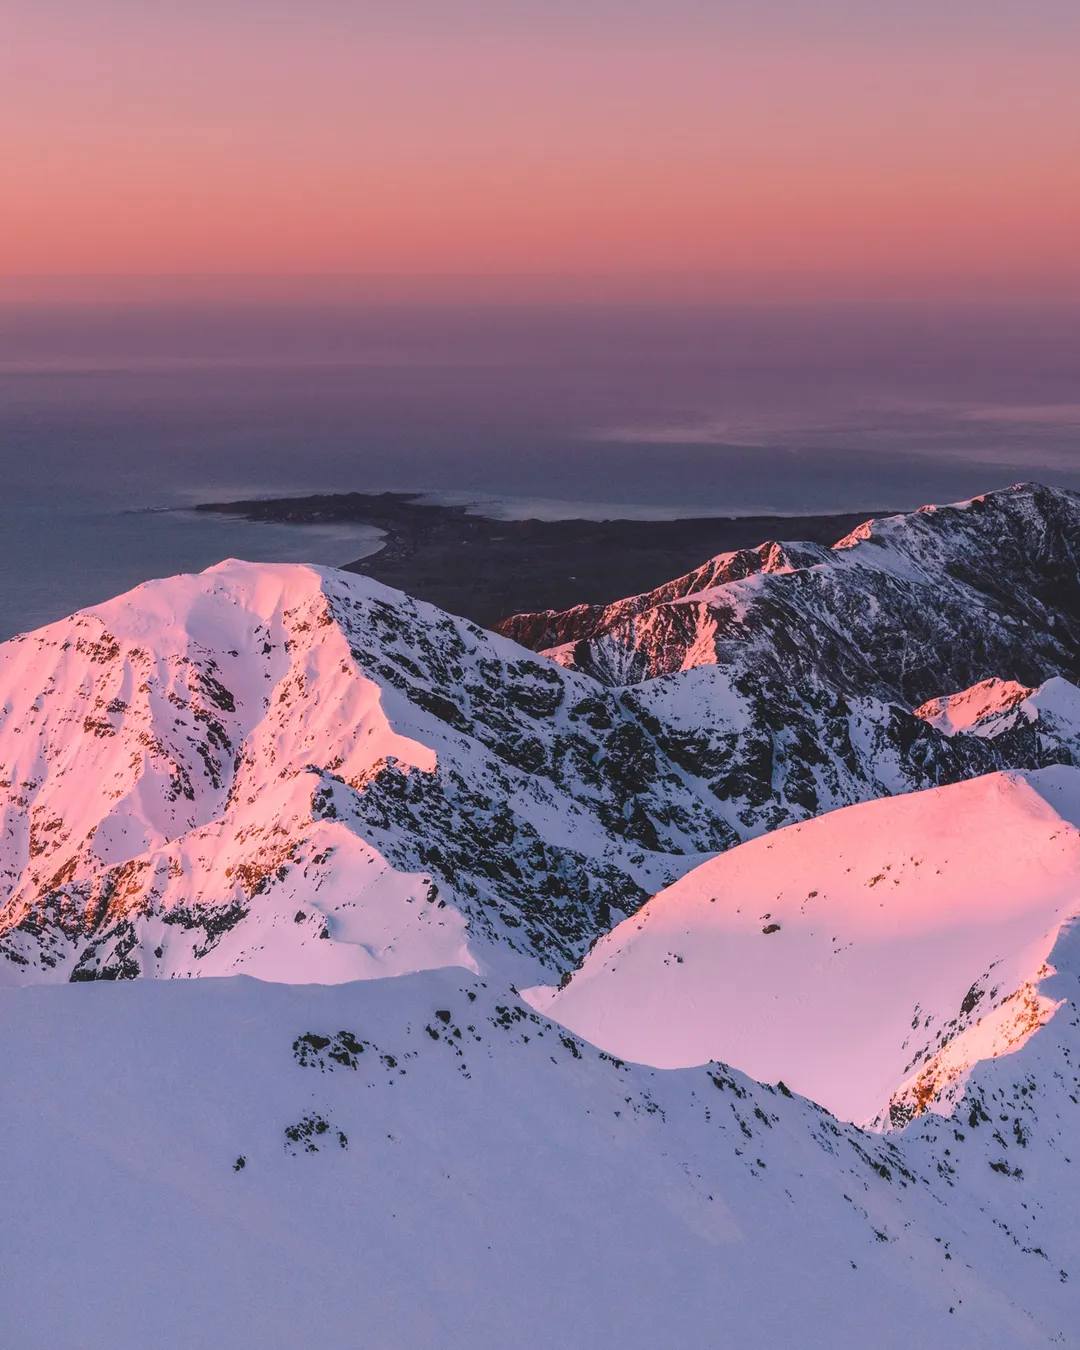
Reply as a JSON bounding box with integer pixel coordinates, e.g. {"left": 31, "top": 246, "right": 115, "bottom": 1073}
{"left": 3, "top": 3, "right": 1079, "bottom": 297}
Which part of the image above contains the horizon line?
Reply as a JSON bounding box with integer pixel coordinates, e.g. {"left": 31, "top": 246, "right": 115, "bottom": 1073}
{"left": 4, "top": 270, "right": 1080, "bottom": 307}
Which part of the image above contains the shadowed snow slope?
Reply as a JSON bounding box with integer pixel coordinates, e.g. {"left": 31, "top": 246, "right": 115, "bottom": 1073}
{"left": 4, "top": 968, "right": 1080, "bottom": 1349}
{"left": 527, "top": 768, "right": 1080, "bottom": 1127}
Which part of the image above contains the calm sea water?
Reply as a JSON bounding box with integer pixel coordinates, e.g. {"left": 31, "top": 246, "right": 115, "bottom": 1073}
{"left": 1, "top": 299, "right": 1079, "bottom": 639}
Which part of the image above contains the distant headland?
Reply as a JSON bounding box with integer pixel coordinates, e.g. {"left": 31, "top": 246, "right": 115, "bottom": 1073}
{"left": 195, "top": 492, "right": 883, "bottom": 630}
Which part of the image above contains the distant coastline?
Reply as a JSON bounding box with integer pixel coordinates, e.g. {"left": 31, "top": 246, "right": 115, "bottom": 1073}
{"left": 196, "top": 492, "right": 885, "bottom": 629}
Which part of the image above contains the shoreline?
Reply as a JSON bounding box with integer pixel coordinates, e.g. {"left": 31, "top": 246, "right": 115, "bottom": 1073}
{"left": 195, "top": 491, "right": 887, "bottom": 629}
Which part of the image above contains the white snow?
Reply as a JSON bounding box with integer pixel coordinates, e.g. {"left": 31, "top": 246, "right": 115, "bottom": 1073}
{"left": 0, "top": 561, "right": 481, "bottom": 986}
{"left": 528, "top": 768, "right": 1080, "bottom": 1126}
{"left": 3, "top": 964, "right": 1080, "bottom": 1349}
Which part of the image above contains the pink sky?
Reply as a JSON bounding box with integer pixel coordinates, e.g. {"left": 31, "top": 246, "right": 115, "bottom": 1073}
{"left": 3, "top": 4, "right": 1079, "bottom": 295}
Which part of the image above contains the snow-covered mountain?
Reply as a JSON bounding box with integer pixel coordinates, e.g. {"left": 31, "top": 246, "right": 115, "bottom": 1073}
{"left": 527, "top": 767, "right": 1080, "bottom": 1127}
{"left": 5, "top": 951, "right": 1080, "bottom": 1349}
{"left": 8, "top": 486, "right": 1080, "bottom": 990}
{"left": 0, "top": 560, "right": 733, "bottom": 988}
{"left": 499, "top": 482, "right": 1080, "bottom": 703}
{"left": 5, "top": 482, "right": 1080, "bottom": 1346}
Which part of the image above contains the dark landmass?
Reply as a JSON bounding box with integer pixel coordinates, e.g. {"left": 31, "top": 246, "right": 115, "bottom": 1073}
{"left": 195, "top": 492, "right": 887, "bottom": 630}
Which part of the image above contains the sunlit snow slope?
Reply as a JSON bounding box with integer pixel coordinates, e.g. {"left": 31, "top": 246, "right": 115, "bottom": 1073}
{"left": 0, "top": 562, "right": 479, "bottom": 983}
{"left": 528, "top": 768, "right": 1080, "bottom": 1126}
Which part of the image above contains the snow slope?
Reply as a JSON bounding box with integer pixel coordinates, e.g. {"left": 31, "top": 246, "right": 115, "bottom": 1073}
{"left": 0, "top": 562, "right": 475, "bottom": 984}
{"left": 528, "top": 768, "right": 1080, "bottom": 1127}
{"left": 914, "top": 677, "right": 1036, "bottom": 736}
{"left": 916, "top": 675, "right": 1080, "bottom": 754}
{"left": 4, "top": 964, "right": 1080, "bottom": 1349}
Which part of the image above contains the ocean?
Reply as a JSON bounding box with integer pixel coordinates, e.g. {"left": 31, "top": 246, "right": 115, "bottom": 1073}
{"left": 2, "top": 296, "right": 1079, "bottom": 639}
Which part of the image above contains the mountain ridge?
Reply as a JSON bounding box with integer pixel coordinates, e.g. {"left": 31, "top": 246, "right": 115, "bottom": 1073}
{"left": 501, "top": 482, "right": 1080, "bottom": 704}
{"left": 7, "top": 485, "right": 1080, "bottom": 991}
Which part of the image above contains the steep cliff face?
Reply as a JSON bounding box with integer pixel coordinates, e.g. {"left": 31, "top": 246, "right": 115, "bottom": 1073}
{"left": 503, "top": 484, "right": 1080, "bottom": 704}
{"left": 496, "top": 539, "right": 830, "bottom": 653}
